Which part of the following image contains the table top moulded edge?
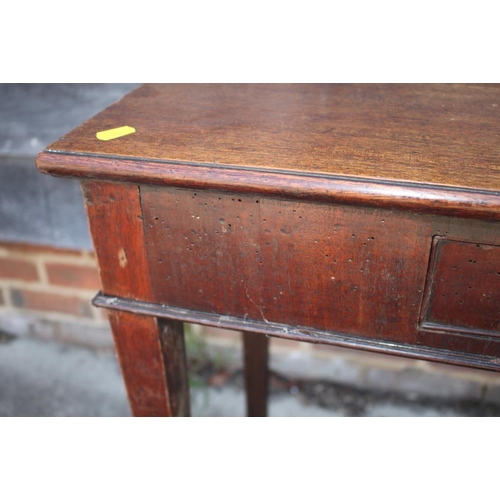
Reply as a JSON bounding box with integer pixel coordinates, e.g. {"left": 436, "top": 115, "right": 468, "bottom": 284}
{"left": 36, "top": 84, "right": 500, "bottom": 221}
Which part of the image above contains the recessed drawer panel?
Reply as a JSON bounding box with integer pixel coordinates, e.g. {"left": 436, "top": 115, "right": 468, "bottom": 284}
{"left": 421, "top": 238, "right": 500, "bottom": 336}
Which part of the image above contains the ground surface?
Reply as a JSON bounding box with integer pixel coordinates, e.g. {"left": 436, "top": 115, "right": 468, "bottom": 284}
{"left": 1, "top": 332, "right": 499, "bottom": 417}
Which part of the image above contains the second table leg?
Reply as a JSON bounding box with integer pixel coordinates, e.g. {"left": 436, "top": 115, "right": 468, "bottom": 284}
{"left": 243, "top": 331, "right": 269, "bottom": 417}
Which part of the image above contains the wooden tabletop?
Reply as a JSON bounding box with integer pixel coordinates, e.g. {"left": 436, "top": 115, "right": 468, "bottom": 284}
{"left": 41, "top": 84, "right": 500, "bottom": 193}
{"left": 37, "top": 84, "right": 500, "bottom": 220}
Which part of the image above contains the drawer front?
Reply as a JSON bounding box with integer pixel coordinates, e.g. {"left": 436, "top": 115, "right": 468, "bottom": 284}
{"left": 421, "top": 238, "right": 500, "bottom": 335}
{"left": 141, "top": 186, "right": 429, "bottom": 343}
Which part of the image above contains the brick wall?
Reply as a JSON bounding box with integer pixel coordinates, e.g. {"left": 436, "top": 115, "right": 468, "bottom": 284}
{"left": 0, "top": 241, "right": 111, "bottom": 347}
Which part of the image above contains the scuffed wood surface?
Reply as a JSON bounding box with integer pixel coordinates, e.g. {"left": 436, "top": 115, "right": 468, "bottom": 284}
{"left": 82, "top": 180, "right": 190, "bottom": 417}
{"left": 108, "top": 310, "right": 173, "bottom": 417}
{"left": 93, "top": 292, "right": 500, "bottom": 372}
{"left": 81, "top": 180, "right": 152, "bottom": 300}
{"left": 421, "top": 239, "right": 500, "bottom": 334}
{"left": 158, "top": 319, "right": 190, "bottom": 417}
{"left": 36, "top": 152, "right": 500, "bottom": 221}
{"left": 141, "top": 185, "right": 500, "bottom": 358}
{"left": 42, "top": 84, "right": 500, "bottom": 192}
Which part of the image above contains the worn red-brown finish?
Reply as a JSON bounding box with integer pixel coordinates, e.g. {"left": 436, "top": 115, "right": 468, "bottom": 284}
{"left": 421, "top": 238, "right": 500, "bottom": 335}
{"left": 35, "top": 84, "right": 500, "bottom": 416}
{"left": 139, "top": 185, "right": 500, "bottom": 359}
{"left": 81, "top": 181, "right": 152, "bottom": 300}
{"left": 36, "top": 152, "right": 500, "bottom": 222}
{"left": 107, "top": 311, "right": 172, "bottom": 417}
{"left": 141, "top": 186, "right": 426, "bottom": 342}
{"left": 158, "top": 319, "right": 190, "bottom": 417}
{"left": 81, "top": 180, "right": 189, "bottom": 416}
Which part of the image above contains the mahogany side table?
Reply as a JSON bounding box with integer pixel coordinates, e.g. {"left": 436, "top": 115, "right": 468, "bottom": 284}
{"left": 36, "top": 84, "right": 500, "bottom": 417}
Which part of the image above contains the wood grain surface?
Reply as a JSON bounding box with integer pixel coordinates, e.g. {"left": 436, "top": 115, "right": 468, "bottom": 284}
{"left": 81, "top": 181, "right": 152, "bottom": 300}
{"left": 93, "top": 292, "right": 500, "bottom": 372}
{"left": 82, "top": 180, "right": 190, "bottom": 416}
{"left": 107, "top": 310, "right": 174, "bottom": 417}
{"left": 140, "top": 185, "right": 500, "bottom": 357}
{"left": 41, "top": 84, "right": 500, "bottom": 193}
{"left": 421, "top": 238, "right": 500, "bottom": 334}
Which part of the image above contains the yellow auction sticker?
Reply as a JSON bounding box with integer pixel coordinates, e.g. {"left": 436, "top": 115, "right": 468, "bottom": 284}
{"left": 96, "top": 126, "right": 136, "bottom": 141}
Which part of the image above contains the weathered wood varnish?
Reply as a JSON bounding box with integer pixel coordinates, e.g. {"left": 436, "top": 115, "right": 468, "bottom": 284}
{"left": 36, "top": 84, "right": 500, "bottom": 417}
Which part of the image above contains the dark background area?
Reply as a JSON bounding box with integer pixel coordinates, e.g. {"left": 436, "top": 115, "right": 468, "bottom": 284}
{"left": 0, "top": 84, "right": 139, "bottom": 249}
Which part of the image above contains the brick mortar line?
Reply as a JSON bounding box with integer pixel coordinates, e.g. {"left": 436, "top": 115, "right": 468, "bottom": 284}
{"left": 0, "top": 247, "right": 97, "bottom": 267}
{"left": 39, "top": 253, "right": 97, "bottom": 266}
{"left": 0, "top": 309, "right": 109, "bottom": 326}
{"left": 0, "top": 279, "right": 99, "bottom": 299}
{"left": 1, "top": 303, "right": 103, "bottom": 323}
{"left": 91, "top": 304, "right": 108, "bottom": 322}
{"left": 0, "top": 284, "right": 12, "bottom": 308}
{"left": 35, "top": 256, "right": 49, "bottom": 285}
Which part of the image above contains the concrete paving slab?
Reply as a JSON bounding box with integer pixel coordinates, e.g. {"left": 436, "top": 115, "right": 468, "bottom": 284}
{"left": 1, "top": 335, "right": 498, "bottom": 417}
{"left": 0, "top": 335, "right": 130, "bottom": 417}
